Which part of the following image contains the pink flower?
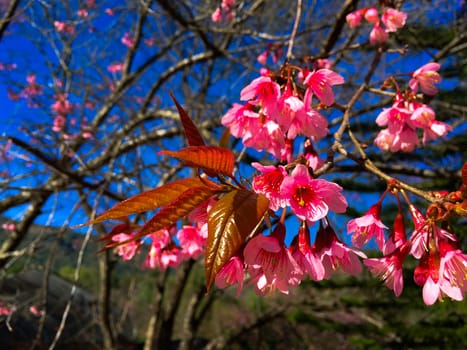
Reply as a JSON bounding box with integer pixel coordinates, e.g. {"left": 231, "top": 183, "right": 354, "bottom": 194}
{"left": 364, "top": 243, "right": 409, "bottom": 296}
{"left": 52, "top": 115, "right": 66, "bottom": 132}
{"left": 221, "top": 102, "right": 258, "bottom": 139}
{"left": 346, "top": 11, "right": 362, "bottom": 28}
{"left": 112, "top": 233, "right": 140, "bottom": 260}
{"left": 383, "top": 211, "right": 407, "bottom": 255}
{"left": 105, "top": 8, "right": 115, "bottom": 16}
{"left": 252, "top": 162, "right": 287, "bottom": 211}
{"left": 291, "top": 224, "right": 325, "bottom": 281}
{"left": 240, "top": 76, "right": 281, "bottom": 116}
{"left": 364, "top": 8, "right": 379, "bottom": 23}
{"left": 77, "top": 8, "right": 88, "bottom": 18}
{"left": 29, "top": 305, "right": 44, "bottom": 317}
{"left": 439, "top": 240, "right": 467, "bottom": 297}
{"left": 51, "top": 95, "right": 73, "bottom": 115}
{"left": 347, "top": 202, "right": 387, "bottom": 250}
{"left": 280, "top": 164, "right": 347, "bottom": 222}
{"left": 303, "top": 139, "right": 325, "bottom": 171}
{"left": 409, "top": 62, "right": 441, "bottom": 95}
{"left": 257, "top": 50, "right": 268, "bottom": 65}
{"left": 302, "top": 68, "right": 344, "bottom": 106}
{"left": 121, "top": 32, "right": 135, "bottom": 48}
{"left": 422, "top": 120, "right": 452, "bottom": 144}
{"left": 107, "top": 62, "right": 124, "bottom": 73}
{"left": 369, "top": 23, "right": 388, "bottom": 45}
{"left": 244, "top": 225, "right": 302, "bottom": 295}
{"left": 54, "top": 21, "right": 75, "bottom": 34}
{"left": 215, "top": 255, "right": 245, "bottom": 296}
{"left": 389, "top": 126, "right": 419, "bottom": 152}
{"left": 177, "top": 225, "right": 206, "bottom": 259}
{"left": 211, "top": 8, "right": 222, "bottom": 23}
{"left": 315, "top": 225, "right": 367, "bottom": 278}
{"left": 0, "top": 302, "right": 12, "bottom": 316}
{"left": 313, "top": 58, "right": 332, "bottom": 70}
{"left": 381, "top": 8, "right": 407, "bottom": 32}
{"left": 414, "top": 247, "right": 463, "bottom": 305}
{"left": 159, "top": 246, "right": 182, "bottom": 269}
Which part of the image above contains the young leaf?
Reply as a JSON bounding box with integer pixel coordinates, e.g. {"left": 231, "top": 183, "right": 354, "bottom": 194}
{"left": 85, "top": 178, "right": 215, "bottom": 226}
{"left": 205, "top": 189, "right": 269, "bottom": 292}
{"left": 170, "top": 92, "right": 205, "bottom": 147}
{"left": 160, "top": 146, "right": 235, "bottom": 178}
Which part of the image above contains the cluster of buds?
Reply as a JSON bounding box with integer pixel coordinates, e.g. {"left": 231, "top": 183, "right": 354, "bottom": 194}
{"left": 211, "top": 0, "right": 236, "bottom": 23}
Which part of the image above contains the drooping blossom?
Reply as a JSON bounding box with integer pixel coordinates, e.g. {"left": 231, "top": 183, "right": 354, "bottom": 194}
{"left": 121, "top": 32, "right": 135, "bottom": 48}
{"left": 314, "top": 224, "right": 367, "bottom": 278}
{"left": 364, "top": 8, "right": 379, "bottom": 23}
{"left": 111, "top": 233, "right": 140, "bottom": 261}
{"left": 240, "top": 76, "right": 280, "bottom": 116}
{"left": 290, "top": 223, "right": 325, "bottom": 281}
{"left": 244, "top": 224, "right": 302, "bottom": 295}
{"left": 51, "top": 94, "right": 73, "bottom": 115}
{"left": 439, "top": 239, "right": 467, "bottom": 297}
{"left": 107, "top": 62, "right": 124, "bottom": 73}
{"left": 409, "top": 62, "right": 441, "bottom": 95}
{"left": 252, "top": 162, "right": 287, "bottom": 211}
{"left": 280, "top": 164, "right": 347, "bottom": 222}
{"left": 364, "top": 243, "right": 410, "bottom": 296}
{"left": 29, "top": 305, "right": 44, "bottom": 317}
{"left": 346, "top": 10, "right": 362, "bottom": 28}
{"left": 347, "top": 202, "right": 387, "bottom": 250}
{"left": 382, "top": 211, "right": 407, "bottom": 255}
{"left": 215, "top": 255, "right": 245, "bottom": 296}
{"left": 381, "top": 8, "right": 407, "bottom": 32}
{"left": 54, "top": 21, "right": 75, "bottom": 34}
{"left": 257, "top": 50, "right": 268, "bottom": 65}
{"left": 211, "top": 7, "right": 222, "bottom": 22}
{"left": 177, "top": 225, "right": 206, "bottom": 259}
{"left": 0, "top": 302, "right": 12, "bottom": 316}
{"left": 414, "top": 245, "right": 464, "bottom": 305}
{"left": 302, "top": 68, "right": 344, "bottom": 106}
{"left": 303, "top": 139, "right": 325, "bottom": 171}
{"left": 369, "top": 23, "right": 388, "bottom": 45}
{"left": 52, "top": 115, "right": 66, "bottom": 132}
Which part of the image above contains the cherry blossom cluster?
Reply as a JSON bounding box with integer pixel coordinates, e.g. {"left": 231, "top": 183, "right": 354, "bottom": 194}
{"left": 349, "top": 188, "right": 466, "bottom": 305}
{"left": 346, "top": 6, "right": 407, "bottom": 45}
{"left": 211, "top": 0, "right": 236, "bottom": 23}
{"left": 221, "top": 67, "right": 343, "bottom": 161}
{"left": 111, "top": 199, "right": 214, "bottom": 270}
{"left": 374, "top": 62, "right": 451, "bottom": 152}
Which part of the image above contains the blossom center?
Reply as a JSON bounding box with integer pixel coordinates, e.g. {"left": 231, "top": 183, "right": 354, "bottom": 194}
{"left": 293, "top": 185, "right": 317, "bottom": 207}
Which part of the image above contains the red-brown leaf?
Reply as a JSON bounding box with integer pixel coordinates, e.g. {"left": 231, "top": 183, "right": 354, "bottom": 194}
{"left": 170, "top": 92, "right": 205, "bottom": 147}
{"left": 85, "top": 178, "right": 213, "bottom": 226}
{"left": 160, "top": 146, "right": 235, "bottom": 178}
{"left": 205, "top": 189, "right": 269, "bottom": 292}
{"left": 131, "top": 185, "right": 223, "bottom": 241}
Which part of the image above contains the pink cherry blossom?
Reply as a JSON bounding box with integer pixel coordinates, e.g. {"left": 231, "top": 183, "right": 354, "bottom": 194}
{"left": 177, "top": 225, "right": 206, "bottom": 259}
{"left": 364, "top": 8, "right": 379, "bottom": 23}
{"left": 364, "top": 243, "right": 409, "bottom": 296}
{"left": 346, "top": 10, "right": 362, "bottom": 28}
{"left": 347, "top": 202, "right": 387, "bottom": 250}
{"left": 211, "top": 8, "right": 222, "bottom": 23}
{"left": 280, "top": 164, "right": 347, "bottom": 222}
{"left": 107, "top": 62, "right": 124, "bottom": 73}
{"left": 291, "top": 224, "right": 325, "bottom": 281}
{"left": 302, "top": 68, "right": 344, "bottom": 106}
{"left": 77, "top": 8, "right": 88, "bottom": 18}
{"left": 252, "top": 162, "right": 287, "bottom": 211}
{"left": 439, "top": 240, "right": 467, "bottom": 297}
{"left": 409, "top": 62, "right": 441, "bottom": 95}
{"left": 369, "top": 23, "right": 388, "bottom": 45}
{"left": 215, "top": 255, "right": 245, "bottom": 296}
{"left": 381, "top": 8, "right": 407, "bottom": 32}
{"left": 51, "top": 94, "right": 73, "bottom": 115}
{"left": 422, "top": 120, "right": 452, "bottom": 144}
{"left": 52, "top": 115, "right": 66, "bottom": 132}
{"left": 0, "top": 302, "right": 12, "bottom": 316}
{"left": 257, "top": 50, "right": 268, "bottom": 65}
{"left": 121, "top": 32, "right": 135, "bottom": 48}
{"left": 244, "top": 225, "right": 302, "bottom": 295}
{"left": 383, "top": 211, "right": 407, "bottom": 255}
{"left": 414, "top": 247, "right": 463, "bottom": 305}
{"left": 112, "top": 233, "right": 140, "bottom": 261}
{"left": 388, "top": 126, "right": 419, "bottom": 152}
{"left": 315, "top": 225, "right": 367, "bottom": 278}
{"left": 303, "top": 139, "right": 325, "bottom": 171}
{"left": 240, "top": 76, "right": 281, "bottom": 116}
{"left": 221, "top": 102, "right": 259, "bottom": 139}
{"left": 29, "top": 305, "right": 44, "bottom": 317}
{"left": 54, "top": 21, "right": 75, "bottom": 34}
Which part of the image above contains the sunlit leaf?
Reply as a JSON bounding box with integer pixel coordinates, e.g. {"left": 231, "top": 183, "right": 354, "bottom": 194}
{"left": 128, "top": 185, "right": 223, "bottom": 242}
{"left": 205, "top": 189, "right": 269, "bottom": 292}
{"left": 170, "top": 92, "right": 205, "bottom": 147}
{"left": 160, "top": 146, "right": 235, "bottom": 178}
{"left": 84, "top": 178, "right": 214, "bottom": 226}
